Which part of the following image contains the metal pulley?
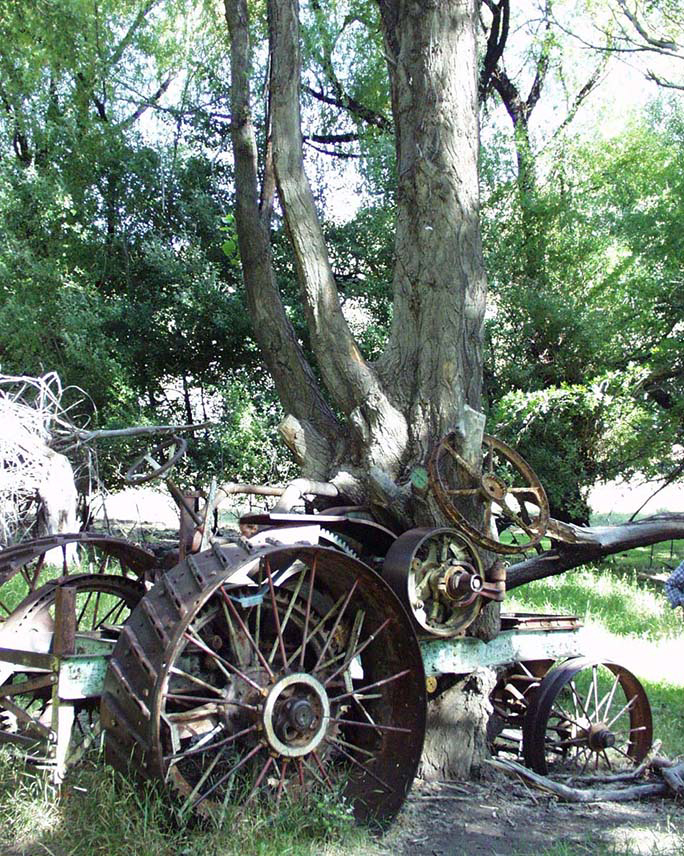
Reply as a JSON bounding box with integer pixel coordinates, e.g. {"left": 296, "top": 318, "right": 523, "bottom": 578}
{"left": 382, "top": 528, "right": 501, "bottom": 637}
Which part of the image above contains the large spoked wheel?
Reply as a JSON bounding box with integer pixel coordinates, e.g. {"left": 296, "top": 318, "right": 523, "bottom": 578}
{"left": 0, "top": 574, "right": 144, "bottom": 768}
{"left": 429, "top": 432, "right": 550, "bottom": 554}
{"left": 0, "top": 534, "right": 156, "bottom": 620}
{"left": 102, "top": 544, "right": 427, "bottom": 825}
{"left": 522, "top": 657, "right": 653, "bottom": 775}
{"left": 383, "top": 528, "right": 485, "bottom": 637}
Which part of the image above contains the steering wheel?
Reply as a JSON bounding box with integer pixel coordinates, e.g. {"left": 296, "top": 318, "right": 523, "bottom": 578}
{"left": 124, "top": 435, "right": 187, "bottom": 485}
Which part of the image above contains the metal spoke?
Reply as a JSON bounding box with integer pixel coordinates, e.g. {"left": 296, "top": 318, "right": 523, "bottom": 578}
{"left": 329, "top": 716, "right": 410, "bottom": 734}
{"left": 329, "top": 668, "right": 411, "bottom": 703}
{"left": 164, "top": 692, "right": 257, "bottom": 712}
{"left": 567, "top": 681, "right": 592, "bottom": 722}
{"left": 264, "top": 558, "right": 288, "bottom": 672}
{"left": 606, "top": 695, "right": 637, "bottom": 729}
{"left": 299, "top": 555, "right": 317, "bottom": 670}
{"left": 595, "top": 672, "right": 621, "bottom": 722}
{"left": 268, "top": 563, "right": 307, "bottom": 664}
{"left": 275, "top": 759, "right": 288, "bottom": 810}
{"left": 286, "top": 591, "right": 347, "bottom": 669}
{"left": 189, "top": 741, "right": 264, "bottom": 811}
{"left": 312, "top": 750, "right": 333, "bottom": 789}
{"left": 76, "top": 590, "right": 94, "bottom": 627}
{"left": 324, "top": 617, "right": 391, "bottom": 687}
{"left": 219, "top": 589, "right": 275, "bottom": 681}
{"left": 169, "top": 666, "right": 225, "bottom": 696}
{"left": 313, "top": 578, "right": 359, "bottom": 673}
{"left": 326, "top": 737, "right": 394, "bottom": 792}
{"left": 183, "top": 630, "right": 264, "bottom": 694}
{"left": 242, "top": 755, "right": 274, "bottom": 808}
{"left": 92, "top": 589, "right": 102, "bottom": 630}
{"left": 327, "top": 735, "right": 376, "bottom": 760}
{"left": 180, "top": 744, "right": 230, "bottom": 814}
{"left": 165, "top": 723, "right": 259, "bottom": 762}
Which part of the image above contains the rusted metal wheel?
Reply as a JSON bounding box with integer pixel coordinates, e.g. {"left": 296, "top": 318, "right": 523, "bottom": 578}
{"left": 488, "top": 660, "right": 553, "bottom": 758}
{"left": 428, "top": 432, "right": 550, "bottom": 554}
{"left": 522, "top": 657, "right": 653, "bottom": 775}
{"left": 0, "top": 574, "right": 144, "bottom": 768}
{"left": 383, "top": 528, "right": 486, "bottom": 637}
{"left": 0, "top": 534, "right": 156, "bottom": 620}
{"left": 102, "top": 543, "right": 426, "bottom": 825}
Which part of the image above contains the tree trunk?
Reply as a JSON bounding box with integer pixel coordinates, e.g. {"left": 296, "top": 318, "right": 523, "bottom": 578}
{"left": 227, "top": 0, "right": 492, "bottom": 779}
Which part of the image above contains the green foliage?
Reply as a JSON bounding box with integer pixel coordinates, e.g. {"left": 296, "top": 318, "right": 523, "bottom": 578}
{"left": 484, "top": 101, "right": 684, "bottom": 515}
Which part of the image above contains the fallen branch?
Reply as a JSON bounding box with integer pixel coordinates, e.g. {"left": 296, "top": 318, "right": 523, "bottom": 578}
{"left": 564, "top": 740, "right": 662, "bottom": 785}
{"left": 507, "top": 513, "right": 684, "bottom": 590}
{"left": 485, "top": 758, "right": 668, "bottom": 802}
{"left": 652, "top": 758, "right": 684, "bottom": 796}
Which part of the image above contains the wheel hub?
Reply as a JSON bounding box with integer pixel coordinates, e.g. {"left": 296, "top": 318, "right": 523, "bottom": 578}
{"left": 262, "top": 673, "right": 330, "bottom": 758}
{"left": 481, "top": 473, "right": 507, "bottom": 502}
{"left": 436, "top": 563, "right": 482, "bottom": 604}
{"left": 587, "top": 722, "right": 616, "bottom": 750}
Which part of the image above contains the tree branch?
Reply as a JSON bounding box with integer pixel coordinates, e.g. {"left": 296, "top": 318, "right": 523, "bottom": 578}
{"left": 303, "top": 85, "right": 391, "bottom": 131}
{"left": 268, "top": 0, "right": 407, "bottom": 471}
{"left": 119, "top": 74, "right": 174, "bottom": 128}
{"left": 479, "top": 0, "right": 510, "bottom": 99}
{"left": 223, "top": 0, "right": 341, "bottom": 477}
{"left": 506, "top": 513, "right": 684, "bottom": 590}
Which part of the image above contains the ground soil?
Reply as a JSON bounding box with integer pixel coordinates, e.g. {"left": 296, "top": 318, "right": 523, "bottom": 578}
{"left": 378, "top": 775, "right": 681, "bottom": 856}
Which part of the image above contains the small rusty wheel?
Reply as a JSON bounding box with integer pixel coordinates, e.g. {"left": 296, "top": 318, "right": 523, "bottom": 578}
{"left": 102, "top": 543, "right": 426, "bottom": 825}
{"left": 0, "top": 534, "right": 156, "bottom": 621}
{"left": 488, "top": 660, "right": 553, "bottom": 758}
{"left": 522, "top": 657, "right": 653, "bottom": 775}
{"left": 383, "top": 528, "right": 485, "bottom": 637}
{"left": 428, "top": 432, "right": 550, "bottom": 554}
{"left": 124, "top": 434, "right": 187, "bottom": 485}
{"left": 0, "top": 574, "right": 144, "bottom": 769}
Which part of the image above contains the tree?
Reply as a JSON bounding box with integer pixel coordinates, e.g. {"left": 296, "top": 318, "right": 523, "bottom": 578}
{"left": 226, "top": 0, "right": 486, "bottom": 497}
{"left": 225, "top": 0, "right": 490, "bottom": 776}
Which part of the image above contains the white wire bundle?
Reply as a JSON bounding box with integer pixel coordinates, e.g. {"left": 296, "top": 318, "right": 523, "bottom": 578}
{"left": 0, "top": 373, "right": 87, "bottom": 544}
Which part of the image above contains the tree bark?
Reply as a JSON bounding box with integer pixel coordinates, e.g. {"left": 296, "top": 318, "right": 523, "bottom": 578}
{"left": 376, "top": 0, "right": 487, "bottom": 460}
{"left": 224, "top": 0, "right": 341, "bottom": 479}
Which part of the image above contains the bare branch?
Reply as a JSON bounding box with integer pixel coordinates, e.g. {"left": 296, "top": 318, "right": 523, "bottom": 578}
{"left": 506, "top": 513, "right": 684, "bottom": 590}
{"left": 303, "top": 85, "right": 391, "bottom": 131}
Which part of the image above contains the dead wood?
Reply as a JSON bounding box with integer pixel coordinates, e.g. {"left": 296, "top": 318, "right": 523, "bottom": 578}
{"left": 507, "top": 513, "right": 684, "bottom": 590}
{"left": 485, "top": 758, "right": 668, "bottom": 802}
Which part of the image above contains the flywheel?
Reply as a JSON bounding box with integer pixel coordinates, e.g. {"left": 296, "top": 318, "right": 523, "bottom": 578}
{"left": 101, "top": 542, "right": 426, "bottom": 825}
{"left": 382, "top": 528, "right": 499, "bottom": 637}
{"left": 428, "top": 432, "right": 550, "bottom": 554}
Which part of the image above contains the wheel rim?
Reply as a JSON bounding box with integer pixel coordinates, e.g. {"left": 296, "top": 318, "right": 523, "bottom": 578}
{"left": 522, "top": 657, "right": 653, "bottom": 775}
{"left": 0, "top": 534, "right": 155, "bottom": 620}
{"left": 0, "top": 574, "right": 144, "bottom": 766}
{"left": 383, "top": 528, "right": 485, "bottom": 637}
{"left": 428, "top": 432, "right": 550, "bottom": 554}
{"left": 488, "top": 659, "right": 553, "bottom": 758}
{"left": 103, "top": 544, "right": 426, "bottom": 824}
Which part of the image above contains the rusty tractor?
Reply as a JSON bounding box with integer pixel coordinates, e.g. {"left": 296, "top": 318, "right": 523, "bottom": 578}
{"left": 0, "top": 433, "right": 652, "bottom": 825}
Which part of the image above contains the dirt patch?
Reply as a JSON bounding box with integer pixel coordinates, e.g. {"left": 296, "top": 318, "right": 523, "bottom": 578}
{"left": 378, "top": 775, "right": 682, "bottom": 855}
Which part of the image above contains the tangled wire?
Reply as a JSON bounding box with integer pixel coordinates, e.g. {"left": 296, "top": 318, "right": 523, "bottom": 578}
{"left": 0, "top": 373, "right": 92, "bottom": 545}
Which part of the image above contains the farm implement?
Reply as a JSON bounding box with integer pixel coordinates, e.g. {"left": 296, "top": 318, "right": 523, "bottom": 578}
{"left": 0, "top": 434, "right": 653, "bottom": 825}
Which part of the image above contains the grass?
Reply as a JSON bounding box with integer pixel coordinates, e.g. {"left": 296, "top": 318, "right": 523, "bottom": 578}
{"left": 0, "top": 752, "right": 375, "bottom": 856}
